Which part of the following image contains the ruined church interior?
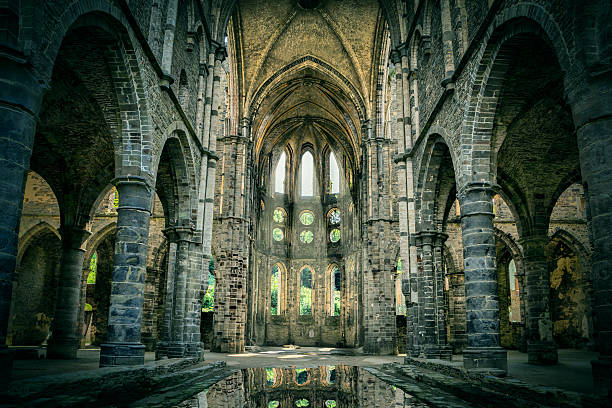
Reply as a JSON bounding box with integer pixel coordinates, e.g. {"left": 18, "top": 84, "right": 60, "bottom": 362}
{"left": 0, "top": 0, "right": 611, "bottom": 406}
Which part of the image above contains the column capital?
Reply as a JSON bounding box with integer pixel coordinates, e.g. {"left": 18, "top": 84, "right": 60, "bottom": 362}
{"left": 457, "top": 182, "right": 498, "bottom": 218}
{"left": 58, "top": 226, "right": 91, "bottom": 250}
{"left": 112, "top": 176, "right": 153, "bottom": 212}
{"left": 163, "top": 226, "right": 196, "bottom": 243}
{"left": 0, "top": 49, "right": 46, "bottom": 117}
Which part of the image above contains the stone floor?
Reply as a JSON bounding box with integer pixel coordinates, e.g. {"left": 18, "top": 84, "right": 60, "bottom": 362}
{"left": 10, "top": 347, "right": 597, "bottom": 394}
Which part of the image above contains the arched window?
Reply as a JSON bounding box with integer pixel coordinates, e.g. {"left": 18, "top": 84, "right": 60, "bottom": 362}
{"left": 300, "top": 267, "right": 313, "bottom": 315}
{"left": 202, "top": 257, "right": 215, "bottom": 312}
{"left": 271, "top": 263, "right": 282, "bottom": 315}
{"left": 395, "top": 258, "right": 406, "bottom": 315}
{"left": 330, "top": 265, "right": 340, "bottom": 316}
{"left": 329, "top": 151, "right": 340, "bottom": 194}
{"left": 87, "top": 252, "right": 97, "bottom": 284}
{"left": 300, "top": 151, "right": 315, "bottom": 196}
{"left": 508, "top": 259, "right": 521, "bottom": 322}
{"left": 268, "top": 401, "right": 280, "bottom": 408}
{"left": 295, "top": 368, "right": 309, "bottom": 385}
{"left": 295, "top": 399, "right": 309, "bottom": 407}
{"left": 275, "top": 152, "right": 286, "bottom": 194}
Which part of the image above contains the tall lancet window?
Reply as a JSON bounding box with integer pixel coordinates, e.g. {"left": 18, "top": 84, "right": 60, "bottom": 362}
{"left": 300, "top": 151, "right": 314, "bottom": 197}
{"left": 275, "top": 152, "right": 286, "bottom": 194}
{"left": 329, "top": 151, "right": 340, "bottom": 194}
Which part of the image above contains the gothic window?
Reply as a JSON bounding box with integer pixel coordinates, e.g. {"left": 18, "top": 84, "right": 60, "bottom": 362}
{"left": 325, "top": 401, "right": 337, "bottom": 408}
{"left": 329, "top": 229, "right": 341, "bottom": 243}
{"left": 268, "top": 402, "right": 279, "bottom": 408}
{"left": 295, "top": 399, "right": 309, "bottom": 407}
{"left": 300, "top": 230, "right": 314, "bottom": 244}
{"left": 271, "top": 263, "right": 282, "bottom": 315}
{"left": 299, "top": 210, "right": 314, "bottom": 225}
{"left": 266, "top": 368, "right": 276, "bottom": 387}
{"left": 330, "top": 265, "right": 341, "bottom": 316}
{"left": 508, "top": 259, "right": 521, "bottom": 322}
{"left": 329, "top": 151, "right": 340, "bottom": 194}
{"left": 326, "top": 365, "right": 336, "bottom": 384}
{"left": 395, "top": 258, "right": 406, "bottom": 315}
{"left": 202, "top": 257, "right": 215, "bottom": 312}
{"left": 299, "top": 267, "right": 313, "bottom": 315}
{"left": 273, "top": 227, "right": 284, "bottom": 241}
{"left": 87, "top": 252, "right": 97, "bottom": 284}
{"left": 273, "top": 207, "right": 286, "bottom": 223}
{"left": 300, "top": 151, "right": 315, "bottom": 196}
{"left": 275, "top": 152, "right": 287, "bottom": 194}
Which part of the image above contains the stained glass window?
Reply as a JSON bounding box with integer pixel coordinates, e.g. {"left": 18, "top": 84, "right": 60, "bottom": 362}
{"left": 330, "top": 228, "right": 341, "bottom": 243}
{"left": 273, "top": 208, "right": 285, "bottom": 223}
{"left": 300, "top": 230, "right": 313, "bottom": 244}
{"left": 328, "top": 208, "right": 340, "bottom": 225}
{"left": 300, "top": 268, "right": 312, "bottom": 315}
{"left": 275, "top": 152, "right": 286, "bottom": 194}
{"left": 273, "top": 228, "right": 284, "bottom": 241}
{"left": 299, "top": 211, "right": 314, "bottom": 225}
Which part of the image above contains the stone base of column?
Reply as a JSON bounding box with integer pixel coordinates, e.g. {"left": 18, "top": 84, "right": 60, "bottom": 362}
{"left": 166, "top": 343, "right": 186, "bottom": 359}
{"left": 47, "top": 337, "right": 79, "bottom": 359}
{"left": 99, "top": 342, "right": 145, "bottom": 367}
{"left": 527, "top": 341, "right": 558, "bottom": 365}
{"left": 439, "top": 345, "right": 453, "bottom": 361}
{"left": 421, "top": 344, "right": 441, "bottom": 359}
{"left": 0, "top": 346, "right": 14, "bottom": 389}
{"left": 591, "top": 357, "right": 612, "bottom": 396}
{"left": 184, "top": 342, "right": 204, "bottom": 360}
{"left": 463, "top": 347, "right": 507, "bottom": 375}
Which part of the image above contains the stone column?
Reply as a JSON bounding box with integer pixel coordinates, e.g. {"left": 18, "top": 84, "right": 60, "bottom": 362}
{"left": 520, "top": 235, "right": 557, "bottom": 365}
{"left": 0, "top": 50, "right": 44, "bottom": 385}
{"left": 47, "top": 227, "right": 91, "bottom": 359}
{"left": 158, "top": 226, "right": 196, "bottom": 358}
{"left": 568, "top": 74, "right": 612, "bottom": 395}
{"left": 459, "top": 183, "right": 507, "bottom": 373}
{"left": 414, "top": 232, "right": 439, "bottom": 358}
{"left": 433, "top": 232, "right": 452, "bottom": 360}
{"left": 100, "top": 177, "right": 153, "bottom": 367}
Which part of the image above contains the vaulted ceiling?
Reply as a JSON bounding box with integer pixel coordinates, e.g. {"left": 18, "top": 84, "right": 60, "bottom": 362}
{"left": 228, "top": 0, "right": 388, "bottom": 161}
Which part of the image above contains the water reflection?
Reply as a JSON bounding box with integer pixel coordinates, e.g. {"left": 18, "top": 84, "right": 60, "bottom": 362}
{"left": 175, "top": 366, "right": 430, "bottom": 407}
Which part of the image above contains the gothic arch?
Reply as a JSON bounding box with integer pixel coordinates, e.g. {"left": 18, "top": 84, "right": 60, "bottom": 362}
{"left": 16, "top": 222, "right": 61, "bottom": 267}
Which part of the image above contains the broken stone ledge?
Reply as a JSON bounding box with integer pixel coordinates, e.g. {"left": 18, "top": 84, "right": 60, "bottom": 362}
{"left": 0, "top": 359, "right": 231, "bottom": 407}
{"left": 381, "top": 359, "right": 609, "bottom": 408}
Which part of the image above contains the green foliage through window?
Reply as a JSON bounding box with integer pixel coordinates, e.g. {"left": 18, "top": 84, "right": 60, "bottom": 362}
{"left": 268, "top": 401, "right": 279, "bottom": 408}
{"left": 271, "top": 265, "right": 280, "bottom": 315}
{"left": 273, "top": 208, "right": 285, "bottom": 223}
{"left": 300, "top": 268, "right": 312, "bottom": 315}
{"left": 330, "top": 228, "right": 341, "bottom": 243}
{"left": 87, "top": 252, "right": 97, "bottom": 284}
{"left": 332, "top": 266, "right": 341, "bottom": 316}
{"left": 295, "top": 399, "right": 309, "bottom": 407}
{"left": 273, "top": 228, "right": 284, "bottom": 241}
{"left": 295, "top": 368, "right": 309, "bottom": 385}
{"left": 300, "top": 230, "right": 313, "bottom": 244}
{"left": 300, "top": 211, "right": 314, "bottom": 225}
{"left": 325, "top": 400, "right": 337, "bottom": 408}
{"left": 202, "top": 258, "right": 215, "bottom": 312}
{"left": 266, "top": 368, "right": 276, "bottom": 386}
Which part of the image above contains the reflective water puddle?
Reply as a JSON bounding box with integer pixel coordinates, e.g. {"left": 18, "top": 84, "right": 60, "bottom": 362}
{"left": 174, "top": 365, "right": 431, "bottom": 407}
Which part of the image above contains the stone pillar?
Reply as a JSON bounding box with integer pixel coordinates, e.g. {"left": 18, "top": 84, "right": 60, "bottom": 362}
{"left": 100, "top": 177, "right": 153, "bottom": 367}
{"left": 414, "top": 232, "right": 439, "bottom": 358}
{"left": 568, "top": 74, "right": 612, "bottom": 395}
{"left": 520, "top": 235, "right": 557, "bottom": 365}
{"left": 47, "top": 227, "right": 91, "bottom": 359}
{"left": 0, "top": 50, "right": 44, "bottom": 385}
{"left": 433, "top": 232, "right": 452, "bottom": 360}
{"left": 459, "top": 183, "right": 507, "bottom": 373}
{"left": 158, "top": 227, "right": 198, "bottom": 358}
